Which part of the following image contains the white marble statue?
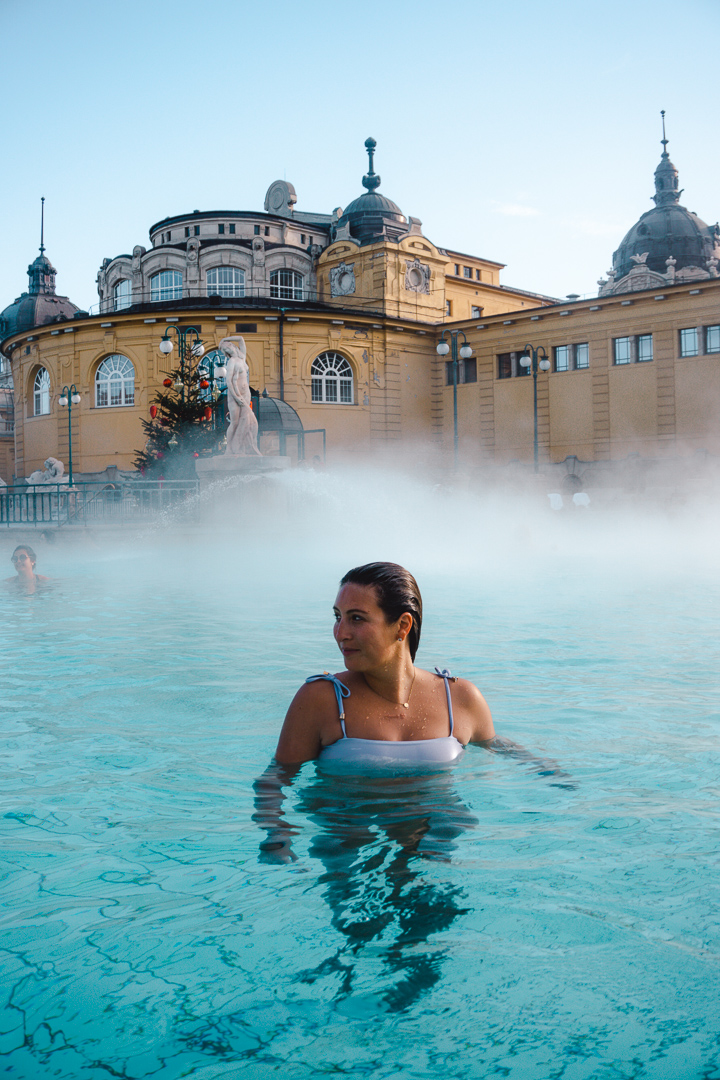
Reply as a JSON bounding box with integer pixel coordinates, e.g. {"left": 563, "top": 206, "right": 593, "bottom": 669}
{"left": 26, "top": 457, "right": 68, "bottom": 485}
{"left": 218, "top": 337, "right": 261, "bottom": 457}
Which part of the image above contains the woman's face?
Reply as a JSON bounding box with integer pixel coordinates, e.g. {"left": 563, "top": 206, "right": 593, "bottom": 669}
{"left": 11, "top": 549, "right": 34, "bottom": 576}
{"left": 333, "top": 582, "right": 401, "bottom": 672}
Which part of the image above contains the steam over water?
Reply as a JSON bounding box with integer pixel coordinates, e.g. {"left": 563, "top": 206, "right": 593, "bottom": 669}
{"left": 1, "top": 464, "right": 719, "bottom": 1079}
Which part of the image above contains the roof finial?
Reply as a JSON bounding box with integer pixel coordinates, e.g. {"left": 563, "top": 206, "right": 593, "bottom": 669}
{"left": 40, "top": 196, "right": 45, "bottom": 255}
{"left": 660, "top": 110, "right": 668, "bottom": 156}
{"left": 362, "top": 137, "right": 381, "bottom": 192}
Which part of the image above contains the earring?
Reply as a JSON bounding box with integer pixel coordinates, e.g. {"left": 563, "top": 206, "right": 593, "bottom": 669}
{"left": 397, "top": 636, "right": 403, "bottom": 642}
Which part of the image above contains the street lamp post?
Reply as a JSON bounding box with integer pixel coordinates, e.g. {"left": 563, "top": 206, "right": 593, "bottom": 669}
{"left": 436, "top": 329, "right": 473, "bottom": 467}
{"left": 518, "top": 344, "right": 551, "bottom": 473}
{"left": 158, "top": 325, "right": 205, "bottom": 401}
{"left": 58, "top": 384, "right": 81, "bottom": 486}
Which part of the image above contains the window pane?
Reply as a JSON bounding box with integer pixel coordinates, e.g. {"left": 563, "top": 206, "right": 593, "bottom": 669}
{"left": 637, "top": 334, "right": 653, "bottom": 362}
{"left": 498, "top": 354, "right": 511, "bottom": 379}
{"left": 150, "top": 271, "right": 183, "bottom": 302}
{"left": 339, "top": 380, "right": 353, "bottom": 404}
{"left": 471, "top": 306, "right": 481, "bottom": 319}
{"left": 463, "top": 358, "right": 477, "bottom": 383}
{"left": 207, "top": 267, "right": 245, "bottom": 298}
{"left": 325, "top": 379, "right": 337, "bottom": 403}
{"left": 614, "top": 337, "right": 631, "bottom": 365}
{"left": 446, "top": 361, "right": 456, "bottom": 386}
{"left": 33, "top": 368, "right": 50, "bottom": 415}
{"left": 114, "top": 280, "right": 132, "bottom": 311}
{"left": 554, "top": 345, "right": 570, "bottom": 372}
{"left": 575, "top": 343, "right": 589, "bottom": 369}
{"left": 96, "top": 355, "right": 135, "bottom": 408}
{"left": 311, "top": 378, "right": 323, "bottom": 402}
{"left": 680, "top": 328, "right": 698, "bottom": 357}
{"left": 706, "top": 325, "right": 720, "bottom": 354}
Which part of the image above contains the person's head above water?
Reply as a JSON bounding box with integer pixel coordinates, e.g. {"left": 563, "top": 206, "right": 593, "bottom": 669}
{"left": 11, "top": 545, "right": 37, "bottom": 573}
{"left": 339, "top": 562, "right": 422, "bottom": 661}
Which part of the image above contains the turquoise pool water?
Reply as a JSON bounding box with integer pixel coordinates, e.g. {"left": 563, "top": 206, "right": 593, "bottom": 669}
{"left": 1, "top": 477, "right": 719, "bottom": 1079}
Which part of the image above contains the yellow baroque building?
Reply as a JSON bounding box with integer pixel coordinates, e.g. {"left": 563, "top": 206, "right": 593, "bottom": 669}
{"left": 1, "top": 135, "right": 719, "bottom": 481}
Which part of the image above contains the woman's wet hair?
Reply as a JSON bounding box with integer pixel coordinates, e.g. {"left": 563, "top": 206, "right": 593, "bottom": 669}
{"left": 340, "top": 562, "right": 423, "bottom": 661}
{"left": 12, "top": 544, "right": 36, "bottom": 566}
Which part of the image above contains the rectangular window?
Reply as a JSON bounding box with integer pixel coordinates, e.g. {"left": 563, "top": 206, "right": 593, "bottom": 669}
{"left": 229, "top": 223, "right": 235, "bottom": 234}
{"left": 475, "top": 269, "right": 481, "bottom": 280}
{"left": 194, "top": 225, "right": 200, "bottom": 236}
{"left": 301, "top": 234, "right": 306, "bottom": 244}
{"left": 637, "top": 334, "right": 653, "bottom": 362}
{"left": 185, "top": 227, "right": 190, "bottom": 237}
{"left": 446, "top": 359, "right": 477, "bottom": 385}
{"left": 575, "top": 342, "right": 589, "bottom": 369}
{"left": 454, "top": 264, "right": 460, "bottom": 275}
{"left": 254, "top": 225, "right": 261, "bottom": 235}
{"left": 680, "top": 327, "right": 698, "bottom": 356}
{"left": 339, "top": 380, "right": 353, "bottom": 404}
{"left": 463, "top": 266, "right": 472, "bottom": 279}
{"left": 471, "top": 306, "right": 482, "bottom": 319}
{"left": 554, "top": 345, "right": 570, "bottom": 372}
{"left": 446, "top": 300, "right": 452, "bottom": 317}
{"left": 264, "top": 226, "right": 270, "bottom": 236}
{"left": 311, "top": 378, "right": 323, "bottom": 402}
{"left": 218, "top": 224, "right": 225, "bottom": 234}
{"left": 614, "top": 337, "right": 632, "bottom": 365}
{"left": 498, "top": 353, "right": 512, "bottom": 379}
{"left": 706, "top": 325, "right": 720, "bottom": 353}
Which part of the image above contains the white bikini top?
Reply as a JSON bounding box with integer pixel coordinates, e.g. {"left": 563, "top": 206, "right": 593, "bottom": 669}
{"left": 311, "top": 668, "right": 465, "bottom": 768}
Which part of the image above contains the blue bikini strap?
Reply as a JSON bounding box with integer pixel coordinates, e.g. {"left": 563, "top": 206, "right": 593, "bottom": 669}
{"left": 306, "top": 673, "right": 351, "bottom": 737}
{"left": 434, "top": 667, "right": 456, "bottom": 735}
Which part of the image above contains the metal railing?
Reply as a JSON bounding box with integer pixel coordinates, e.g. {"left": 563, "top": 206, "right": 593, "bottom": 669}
{"left": 90, "top": 285, "right": 318, "bottom": 316}
{"left": 0, "top": 480, "right": 200, "bottom": 527}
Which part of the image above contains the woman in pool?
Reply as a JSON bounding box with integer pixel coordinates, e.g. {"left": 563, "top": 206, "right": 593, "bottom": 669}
{"left": 275, "top": 561, "right": 495, "bottom": 765}
{"left": 5, "top": 544, "right": 49, "bottom": 592}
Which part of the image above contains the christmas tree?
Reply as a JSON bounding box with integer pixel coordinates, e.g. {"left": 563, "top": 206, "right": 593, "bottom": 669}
{"left": 134, "top": 337, "right": 224, "bottom": 478}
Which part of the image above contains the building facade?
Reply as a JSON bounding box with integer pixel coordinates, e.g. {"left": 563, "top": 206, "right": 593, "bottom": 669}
{"left": 1, "top": 135, "right": 718, "bottom": 482}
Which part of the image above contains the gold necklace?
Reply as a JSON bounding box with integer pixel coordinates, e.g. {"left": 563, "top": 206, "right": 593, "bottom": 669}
{"left": 362, "top": 668, "right": 417, "bottom": 709}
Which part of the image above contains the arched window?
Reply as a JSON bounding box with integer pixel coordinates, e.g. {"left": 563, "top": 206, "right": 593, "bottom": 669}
{"left": 33, "top": 368, "right": 50, "bottom": 416}
{"left": 113, "top": 279, "right": 132, "bottom": 310}
{"left": 311, "top": 352, "right": 353, "bottom": 404}
{"left": 270, "top": 269, "right": 303, "bottom": 300}
{"left": 150, "top": 270, "right": 183, "bottom": 302}
{"left": 96, "top": 355, "right": 135, "bottom": 407}
{"left": 207, "top": 267, "right": 245, "bottom": 298}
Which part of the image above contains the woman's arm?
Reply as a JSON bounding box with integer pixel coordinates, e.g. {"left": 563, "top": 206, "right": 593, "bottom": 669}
{"left": 274, "top": 680, "right": 336, "bottom": 765}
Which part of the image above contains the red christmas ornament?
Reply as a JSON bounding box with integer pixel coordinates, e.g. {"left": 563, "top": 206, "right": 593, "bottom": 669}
{"left": 200, "top": 379, "right": 210, "bottom": 389}
{"left": 193, "top": 452, "right": 199, "bottom": 458}
{"left": 163, "top": 378, "right": 173, "bottom": 388}
{"left": 150, "top": 405, "right": 158, "bottom": 419}
{"left": 204, "top": 406, "right": 213, "bottom": 421}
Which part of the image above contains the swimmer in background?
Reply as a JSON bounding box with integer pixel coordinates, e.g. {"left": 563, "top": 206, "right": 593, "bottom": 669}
{"left": 4, "top": 545, "right": 50, "bottom": 593}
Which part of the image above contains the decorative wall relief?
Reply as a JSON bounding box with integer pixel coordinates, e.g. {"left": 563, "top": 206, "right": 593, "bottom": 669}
{"left": 330, "top": 262, "right": 356, "bottom": 297}
{"left": 404, "top": 258, "right": 430, "bottom": 294}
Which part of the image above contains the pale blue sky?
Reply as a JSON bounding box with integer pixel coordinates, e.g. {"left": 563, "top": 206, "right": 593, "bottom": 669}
{"left": 2, "top": 0, "right": 719, "bottom": 313}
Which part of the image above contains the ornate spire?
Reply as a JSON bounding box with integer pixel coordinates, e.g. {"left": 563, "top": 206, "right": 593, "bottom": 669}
{"left": 653, "top": 110, "right": 682, "bottom": 207}
{"left": 362, "top": 137, "right": 381, "bottom": 192}
{"left": 27, "top": 197, "right": 57, "bottom": 296}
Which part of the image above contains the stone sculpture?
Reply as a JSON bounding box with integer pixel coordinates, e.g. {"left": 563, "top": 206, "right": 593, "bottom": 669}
{"left": 218, "top": 337, "right": 261, "bottom": 456}
{"left": 26, "top": 457, "right": 67, "bottom": 484}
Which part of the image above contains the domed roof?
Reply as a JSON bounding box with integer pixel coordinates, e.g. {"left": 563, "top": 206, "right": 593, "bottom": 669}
{"left": 255, "top": 393, "right": 303, "bottom": 433}
{"left": 336, "top": 138, "right": 407, "bottom": 245}
{"left": 602, "top": 120, "right": 720, "bottom": 294}
{"left": 0, "top": 249, "right": 79, "bottom": 341}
